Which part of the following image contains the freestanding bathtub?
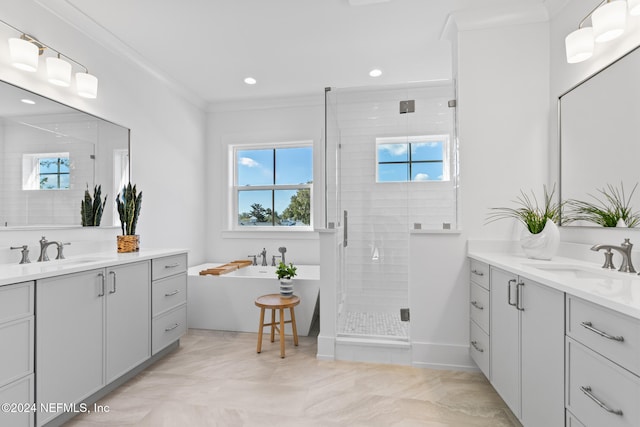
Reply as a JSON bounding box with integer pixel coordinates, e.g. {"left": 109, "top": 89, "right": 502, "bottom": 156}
{"left": 187, "top": 263, "right": 320, "bottom": 336}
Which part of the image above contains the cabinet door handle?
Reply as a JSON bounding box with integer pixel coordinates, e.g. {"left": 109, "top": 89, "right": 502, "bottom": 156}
{"left": 470, "top": 341, "right": 484, "bottom": 353}
{"left": 471, "top": 269, "right": 484, "bottom": 277}
{"left": 165, "top": 323, "right": 180, "bottom": 332}
{"left": 516, "top": 282, "right": 525, "bottom": 311}
{"left": 165, "top": 290, "right": 180, "bottom": 297}
{"left": 580, "top": 386, "right": 623, "bottom": 416}
{"left": 97, "top": 272, "right": 105, "bottom": 297}
{"left": 164, "top": 263, "right": 180, "bottom": 269}
{"left": 109, "top": 271, "right": 117, "bottom": 294}
{"left": 507, "top": 279, "right": 517, "bottom": 307}
{"left": 580, "top": 321, "right": 624, "bottom": 342}
{"left": 470, "top": 300, "right": 484, "bottom": 310}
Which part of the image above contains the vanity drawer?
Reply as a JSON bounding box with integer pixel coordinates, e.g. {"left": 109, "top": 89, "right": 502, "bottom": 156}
{"left": 152, "top": 254, "right": 188, "bottom": 281}
{"left": 470, "top": 282, "right": 490, "bottom": 333}
{"left": 0, "top": 282, "right": 34, "bottom": 324}
{"left": 0, "top": 374, "right": 34, "bottom": 427}
{"left": 0, "top": 317, "right": 33, "bottom": 386}
{"left": 152, "top": 274, "right": 187, "bottom": 316}
{"left": 470, "top": 260, "right": 489, "bottom": 290}
{"left": 566, "top": 296, "right": 640, "bottom": 376}
{"left": 470, "top": 321, "right": 490, "bottom": 379}
{"left": 152, "top": 304, "right": 187, "bottom": 355}
{"left": 566, "top": 337, "right": 640, "bottom": 427}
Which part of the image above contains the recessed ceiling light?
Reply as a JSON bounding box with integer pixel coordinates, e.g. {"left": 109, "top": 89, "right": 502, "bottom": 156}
{"left": 244, "top": 77, "right": 257, "bottom": 85}
{"left": 20, "top": 98, "right": 36, "bottom": 105}
{"left": 369, "top": 69, "right": 382, "bottom": 77}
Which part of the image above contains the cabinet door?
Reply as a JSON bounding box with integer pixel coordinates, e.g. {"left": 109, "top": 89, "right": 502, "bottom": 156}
{"left": 36, "top": 270, "right": 105, "bottom": 426}
{"left": 106, "top": 261, "right": 151, "bottom": 383}
{"left": 490, "top": 267, "right": 521, "bottom": 418}
{"left": 520, "top": 278, "right": 565, "bottom": 427}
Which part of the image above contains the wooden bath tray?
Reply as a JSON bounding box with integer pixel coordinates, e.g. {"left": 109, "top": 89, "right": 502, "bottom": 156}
{"left": 199, "top": 260, "right": 252, "bottom": 276}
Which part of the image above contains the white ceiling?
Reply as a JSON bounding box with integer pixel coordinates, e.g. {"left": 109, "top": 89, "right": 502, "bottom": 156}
{"left": 50, "top": 0, "right": 568, "bottom": 105}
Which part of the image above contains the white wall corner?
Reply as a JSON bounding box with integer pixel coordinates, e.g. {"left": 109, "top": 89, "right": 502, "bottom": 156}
{"left": 316, "top": 335, "right": 336, "bottom": 360}
{"left": 411, "top": 341, "right": 479, "bottom": 371}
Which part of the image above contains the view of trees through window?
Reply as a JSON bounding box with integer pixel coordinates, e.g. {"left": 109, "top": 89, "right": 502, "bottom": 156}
{"left": 235, "top": 145, "right": 312, "bottom": 227}
{"left": 39, "top": 157, "right": 70, "bottom": 190}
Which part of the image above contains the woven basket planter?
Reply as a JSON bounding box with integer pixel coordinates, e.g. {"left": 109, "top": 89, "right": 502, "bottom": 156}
{"left": 117, "top": 235, "right": 140, "bottom": 253}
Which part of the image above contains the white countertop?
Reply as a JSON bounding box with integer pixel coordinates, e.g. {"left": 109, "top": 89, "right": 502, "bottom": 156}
{"left": 0, "top": 248, "right": 188, "bottom": 287}
{"left": 468, "top": 250, "right": 640, "bottom": 320}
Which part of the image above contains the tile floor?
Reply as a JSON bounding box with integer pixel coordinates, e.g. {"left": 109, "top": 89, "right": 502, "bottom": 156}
{"left": 65, "top": 329, "right": 521, "bottom": 426}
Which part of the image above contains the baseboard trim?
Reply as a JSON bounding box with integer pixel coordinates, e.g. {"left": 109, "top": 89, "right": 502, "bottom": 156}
{"left": 411, "top": 341, "right": 477, "bottom": 371}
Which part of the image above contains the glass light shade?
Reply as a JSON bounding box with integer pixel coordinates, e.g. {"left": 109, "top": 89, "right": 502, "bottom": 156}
{"left": 592, "top": 1, "right": 627, "bottom": 43}
{"left": 9, "top": 37, "right": 39, "bottom": 72}
{"left": 565, "top": 27, "right": 594, "bottom": 63}
{"left": 629, "top": 0, "right": 640, "bottom": 16}
{"left": 76, "top": 72, "right": 98, "bottom": 98}
{"left": 46, "top": 57, "right": 72, "bottom": 87}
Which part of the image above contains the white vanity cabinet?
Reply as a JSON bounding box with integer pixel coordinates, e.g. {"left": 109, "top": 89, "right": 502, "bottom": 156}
{"left": 469, "top": 260, "right": 490, "bottom": 378}
{"left": 151, "top": 254, "right": 187, "bottom": 355}
{"left": 490, "top": 267, "right": 565, "bottom": 427}
{"left": 565, "top": 296, "right": 640, "bottom": 426}
{"left": 36, "top": 261, "right": 150, "bottom": 426}
{"left": 0, "top": 281, "right": 34, "bottom": 427}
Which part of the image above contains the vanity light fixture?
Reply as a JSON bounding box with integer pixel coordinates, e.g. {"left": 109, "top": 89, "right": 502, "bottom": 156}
{"left": 1, "top": 19, "right": 99, "bottom": 98}
{"left": 565, "top": 0, "right": 630, "bottom": 64}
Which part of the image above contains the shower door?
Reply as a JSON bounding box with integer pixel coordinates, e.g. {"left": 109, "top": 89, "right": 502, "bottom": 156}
{"left": 325, "top": 82, "right": 456, "bottom": 341}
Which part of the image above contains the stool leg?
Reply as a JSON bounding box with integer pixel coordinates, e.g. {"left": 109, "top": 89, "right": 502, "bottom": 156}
{"left": 290, "top": 307, "right": 299, "bottom": 346}
{"left": 279, "top": 307, "right": 286, "bottom": 358}
{"left": 256, "top": 307, "right": 265, "bottom": 353}
{"left": 270, "top": 309, "right": 276, "bottom": 343}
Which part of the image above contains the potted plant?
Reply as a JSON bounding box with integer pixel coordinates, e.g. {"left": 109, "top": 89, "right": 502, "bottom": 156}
{"left": 276, "top": 262, "right": 297, "bottom": 298}
{"left": 486, "top": 185, "right": 561, "bottom": 260}
{"left": 564, "top": 182, "right": 639, "bottom": 227}
{"left": 115, "top": 182, "right": 142, "bottom": 253}
{"left": 81, "top": 184, "right": 107, "bottom": 226}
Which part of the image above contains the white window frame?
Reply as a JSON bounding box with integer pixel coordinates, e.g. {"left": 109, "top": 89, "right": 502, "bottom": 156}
{"left": 375, "top": 135, "right": 450, "bottom": 183}
{"left": 229, "top": 141, "right": 314, "bottom": 231}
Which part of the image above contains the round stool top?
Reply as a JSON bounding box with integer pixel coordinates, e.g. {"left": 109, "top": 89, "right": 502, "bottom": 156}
{"left": 255, "top": 294, "right": 300, "bottom": 309}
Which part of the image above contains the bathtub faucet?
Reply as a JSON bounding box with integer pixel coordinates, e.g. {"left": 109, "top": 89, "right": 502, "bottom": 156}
{"left": 259, "top": 248, "right": 268, "bottom": 266}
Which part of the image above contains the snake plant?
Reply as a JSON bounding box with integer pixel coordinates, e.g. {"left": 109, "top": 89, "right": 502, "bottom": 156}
{"left": 116, "top": 183, "right": 142, "bottom": 235}
{"left": 81, "top": 184, "right": 107, "bottom": 226}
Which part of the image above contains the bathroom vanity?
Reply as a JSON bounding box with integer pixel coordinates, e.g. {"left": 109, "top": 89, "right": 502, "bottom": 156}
{"left": 0, "top": 249, "right": 188, "bottom": 427}
{"left": 468, "top": 251, "right": 640, "bottom": 427}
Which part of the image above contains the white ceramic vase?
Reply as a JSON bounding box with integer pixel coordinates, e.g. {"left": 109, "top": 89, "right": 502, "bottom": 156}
{"left": 279, "top": 278, "right": 294, "bottom": 298}
{"left": 520, "top": 218, "right": 560, "bottom": 260}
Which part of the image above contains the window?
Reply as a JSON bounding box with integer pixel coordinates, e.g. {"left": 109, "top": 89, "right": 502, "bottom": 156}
{"left": 233, "top": 143, "right": 313, "bottom": 228}
{"left": 22, "top": 152, "right": 70, "bottom": 190}
{"left": 376, "top": 135, "right": 450, "bottom": 183}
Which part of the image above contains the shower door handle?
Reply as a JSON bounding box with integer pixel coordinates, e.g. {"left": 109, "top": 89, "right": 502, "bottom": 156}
{"left": 343, "top": 210, "right": 348, "bottom": 247}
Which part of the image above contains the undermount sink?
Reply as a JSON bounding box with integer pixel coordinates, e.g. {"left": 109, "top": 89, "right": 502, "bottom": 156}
{"left": 525, "top": 263, "right": 622, "bottom": 280}
{"left": 46, "top": 257, "right": 109, "bottom": 266}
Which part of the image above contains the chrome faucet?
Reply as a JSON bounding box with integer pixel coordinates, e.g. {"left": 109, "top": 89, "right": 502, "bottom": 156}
{"left": 38, "top": 236, "right": 70, "bottom": 262}
{"left": 259, "top": 248, "right": 267, "bottom": 266}
{"left": 591, "top": 238, "right": 636, "bottom": 273}
{"left": 272, "top": 255, "right": 281, "bottom": 266}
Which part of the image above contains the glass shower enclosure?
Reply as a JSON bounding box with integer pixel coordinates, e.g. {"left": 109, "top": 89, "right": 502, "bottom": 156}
{"left": 325, "top": 82, "right": 457, "bottom": 342}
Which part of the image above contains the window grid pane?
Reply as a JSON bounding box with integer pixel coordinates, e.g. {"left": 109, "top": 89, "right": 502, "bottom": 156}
{"left": 377, "top": 141, "right": 445, "bottom": 183}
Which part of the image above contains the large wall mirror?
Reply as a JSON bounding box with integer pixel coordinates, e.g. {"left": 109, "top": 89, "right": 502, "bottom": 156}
{"left": 559, "top": 45, "right": 640, "bottom": 227}
{"left": 0, "top": 80, "right": 129, "bottom": 229}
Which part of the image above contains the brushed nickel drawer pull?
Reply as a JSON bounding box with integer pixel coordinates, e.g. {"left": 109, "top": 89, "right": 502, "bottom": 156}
{"left": 580, "top": 386, "right": 623, "bottom": 416}
{"left": 470, "top": 301, "right": 484, "bottom": 310}
{"left": 470, "top": 341, "right": 484, "bottom": 353}
{"left": 580, "top": 321, "right": 625, "bottom": 342}
{"left": 471, "top": 269, "right": 484, "bottom": 276}
{"left": 165, "top": 323, "right": 180, "bottom": 332}
{"left": 165, "top": 290, "right": 180, "bottom": 297}
{"left": 164, "top": 263, "right": 180, "bottom": 269}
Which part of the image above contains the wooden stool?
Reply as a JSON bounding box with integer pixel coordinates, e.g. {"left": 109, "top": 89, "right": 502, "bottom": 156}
{"left": 255, "top": 294, "right": 300, "bottom": 358}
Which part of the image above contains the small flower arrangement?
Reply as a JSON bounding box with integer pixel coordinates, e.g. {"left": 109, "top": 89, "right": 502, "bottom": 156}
{"left": 276, "top": 262, "right": 297, "bottom": 280}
